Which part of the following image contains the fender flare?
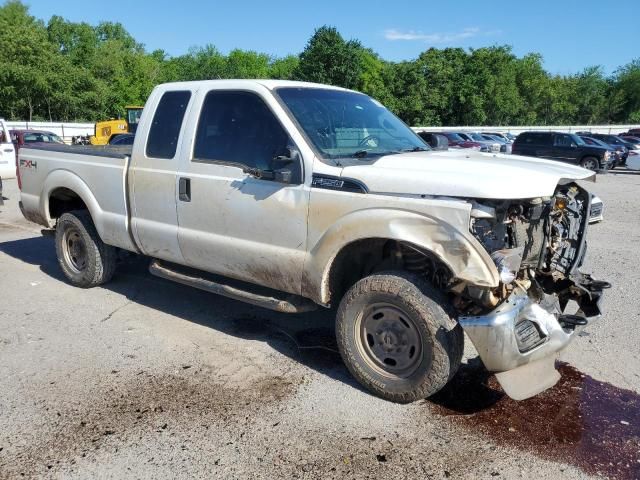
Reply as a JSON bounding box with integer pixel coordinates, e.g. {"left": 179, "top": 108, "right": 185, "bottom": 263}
{"left": 303, "top": 208, "right": 500, "bottom": 305}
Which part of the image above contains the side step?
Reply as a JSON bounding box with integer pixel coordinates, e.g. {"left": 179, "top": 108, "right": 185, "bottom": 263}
{"left": 149, "top": 259, "right": 317, "bottom": 314}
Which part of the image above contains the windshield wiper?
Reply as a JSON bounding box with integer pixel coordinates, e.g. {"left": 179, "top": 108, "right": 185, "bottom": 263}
{"left": 352, "top": 150, "right": 369, "bottom": 158}
{"left": 402, "top": 146, "right": 429, "bottom": 152}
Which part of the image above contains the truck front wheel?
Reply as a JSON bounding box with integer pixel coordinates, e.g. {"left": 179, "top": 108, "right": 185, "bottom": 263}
{"left": 336, "top": 271, "right": 463, "bottom": 403}
{"left": 55, "top": 211, "right": 117, "bottom": 288}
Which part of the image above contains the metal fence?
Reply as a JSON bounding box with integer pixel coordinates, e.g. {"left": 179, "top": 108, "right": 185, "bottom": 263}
{"left": 4, "top": 121, "right": 94, "bottom": 144}
{"left": 5, "top": 120, "right": 640, "bottom": 144}
{"left": 411, "top": 125, "right": 640, "bottom": 135}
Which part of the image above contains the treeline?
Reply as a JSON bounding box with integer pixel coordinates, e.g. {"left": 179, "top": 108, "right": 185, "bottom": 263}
{"left": 1, "top": 0, "right": 639, "bottom": 126}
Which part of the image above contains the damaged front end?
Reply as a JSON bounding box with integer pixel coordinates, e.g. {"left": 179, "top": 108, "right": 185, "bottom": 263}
{"left": 457, "top": 182, "right": 610, "bottom": 400}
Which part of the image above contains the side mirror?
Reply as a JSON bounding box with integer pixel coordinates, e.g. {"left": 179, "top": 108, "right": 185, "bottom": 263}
{"left": 272, "top": 146, "right": 300, "bottom": 167}
{"left": 571, "top": 142, "right": 577, "bottom": 148}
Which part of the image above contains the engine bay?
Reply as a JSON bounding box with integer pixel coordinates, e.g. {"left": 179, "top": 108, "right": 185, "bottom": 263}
{"left": 458, "top": 183, "right": 595, "bottom": 315}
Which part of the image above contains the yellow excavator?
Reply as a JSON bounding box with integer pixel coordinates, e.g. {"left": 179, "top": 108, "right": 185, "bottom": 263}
{"left": 89, "top": 106, "right": 144, "bottom": 145}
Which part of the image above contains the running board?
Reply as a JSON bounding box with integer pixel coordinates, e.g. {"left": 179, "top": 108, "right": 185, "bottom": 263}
{"left": 148, "top": 259, "right": 317, "bottom": 313}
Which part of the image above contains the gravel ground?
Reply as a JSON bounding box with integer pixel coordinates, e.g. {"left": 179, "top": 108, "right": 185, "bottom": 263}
{"left": 1, "top": 171, "right": 639, "bottom": 480}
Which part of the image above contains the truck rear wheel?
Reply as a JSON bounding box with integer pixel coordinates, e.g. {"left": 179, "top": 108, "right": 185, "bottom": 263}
{"left": 55, "top": 211, "right": 117, "bottom": 288}
{"left": 336, "top": 271, "right": 463, "bottom": 403}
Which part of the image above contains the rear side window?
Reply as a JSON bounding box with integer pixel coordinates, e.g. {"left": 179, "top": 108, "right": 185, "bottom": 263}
{"left": 193, "top": 91, "right": 290, "bottom": 170}
{"left": 146, "top": 91, "right": 191, "bottom": 159}
{"left": 519, "top": 132, "right": 550, "bottom": 145}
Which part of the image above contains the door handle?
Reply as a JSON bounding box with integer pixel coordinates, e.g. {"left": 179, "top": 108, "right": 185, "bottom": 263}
{"left": 179, "top": 177, "right": 191, "bottom": 202}
{"left": 3, "top": 148, "right": 13, "bottom": 152}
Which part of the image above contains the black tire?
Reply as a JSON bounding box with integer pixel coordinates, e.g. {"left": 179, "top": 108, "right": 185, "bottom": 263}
{"left": 55, "top": 210, "right": 117, "bottom": 288}
{"left": 335, "top": 271, "right": 463, "bottom": 403}
{"left": 580, "top": 156, "right": 600, "bottom": 171}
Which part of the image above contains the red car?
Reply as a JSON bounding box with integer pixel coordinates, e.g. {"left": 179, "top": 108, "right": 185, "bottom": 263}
{"left": 10, "top": 129, "right": 64, "bottom": 156}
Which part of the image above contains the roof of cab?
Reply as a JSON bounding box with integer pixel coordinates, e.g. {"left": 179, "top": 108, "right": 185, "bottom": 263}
{"left": 154, "top": 79, "right": 354, "bottom": 93}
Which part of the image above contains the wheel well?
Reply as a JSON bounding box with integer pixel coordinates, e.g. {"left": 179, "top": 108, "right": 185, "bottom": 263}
{"left": 49, "top": 188, "right": 87, "bottom": 219}
{"left": 327, "top": 238, "right": 453, "bottom": 306}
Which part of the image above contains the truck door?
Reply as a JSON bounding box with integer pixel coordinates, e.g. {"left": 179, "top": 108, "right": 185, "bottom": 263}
{"left": 552, "top": 133, "right": 579, "bottom": 164}
{"left": 129, "top": 90, "right": 193, "bottom": 264}
{"left": 0, "top": 121, "right": 16, "bottom": 180}
{"left": 175, "top": 88, "right": 310, "bottom": 296}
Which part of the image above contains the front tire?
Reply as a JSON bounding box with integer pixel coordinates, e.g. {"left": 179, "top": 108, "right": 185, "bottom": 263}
{"left": 580, "top": 156, "right": 600, "bottom": 171}
{"left": 55, "top": 211, "right": 117, "bottom": 288}
{"left": 336, "top": 271, "right": 463, "bottom": 403}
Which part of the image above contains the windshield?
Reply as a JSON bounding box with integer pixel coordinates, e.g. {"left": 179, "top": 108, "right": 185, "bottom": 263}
{"left": 444, "top": 132, "right": 465, "bottom": 142}
{"left": 470, "top": 133, "right": 488, "bottom": 142}
{"left": 276, "top": 88, "right": 428, "bottom": 158}
{"left": 23, "top": 132, "right": 64, "bottom": 144}
{"left": 585, "top": 137, "right": 607, "bottom": 148}
{"left": 570, "top": 134, "right": 586, "bottom": 146}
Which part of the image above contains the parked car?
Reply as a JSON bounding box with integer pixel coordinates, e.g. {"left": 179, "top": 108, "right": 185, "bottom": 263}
{"left": 10, "top": 129, "right": 64, "bottom": 157}
{"left": 480, "top": 134, "right": 512, "bottom": 153}
{"left": 619, "top": 135, "right": 640, "bottom": 145}
{"left": 614, "top": 135, "right": 640, "bottom": 150}
{"left": 581, "top": 133, "right": 640, "bottom": 165}
{"left": 627, "top": 150, "right": 640, "bottom": 170}
{"left": 416, "top": 132, "right": 449, "bottom": 150}
{"left": 109, "top": 133, "right": 135, "bottom": 145}
{"left": 512, "top": 131, "right": 613, "bottom": 171}
{"left": 18, "top": 79, "right": 608, "bottom": 403}
{"left": 482, "top": 132, "right": 515, "bottom": 143}
{"left": 619, "top": 128, "right": 640, "bottom": 137}
{"left": 434, "top": 132, "right": 482, "bottom": 150}
{"left": 0, "top": 118, "right": 16, "bottom": 203}
{"left": 579, "top": 136, "right": 622, "bottom": 167}
{"left": 455, "top": 132, "right": 501, "bottom": 152}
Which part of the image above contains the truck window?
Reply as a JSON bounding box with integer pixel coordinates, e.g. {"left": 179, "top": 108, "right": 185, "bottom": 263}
{"left": 146, "top": 91, "right": 191, "bottom": 159}
{"left": 193, "top": 91, "right": 289, "bottom": 170}
{"left": 554, "top": 134, "right": 573, "bottom": 147}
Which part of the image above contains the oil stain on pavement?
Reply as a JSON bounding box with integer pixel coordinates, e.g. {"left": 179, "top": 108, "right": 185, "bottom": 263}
{"left": 431, "top": 361, "right": 640, "bottom": 480}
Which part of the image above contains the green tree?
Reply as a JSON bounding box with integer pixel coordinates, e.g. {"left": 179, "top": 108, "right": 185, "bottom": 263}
{"left": 295, "top": 26, "right": 363, "bottom": 89}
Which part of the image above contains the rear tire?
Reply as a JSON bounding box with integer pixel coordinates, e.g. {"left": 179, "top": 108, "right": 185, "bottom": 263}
{"left": 55, "top": 210, "right": 117, "bottom": 288}
{"left": 335, "top": 271, "right": 463, "bottom": 403}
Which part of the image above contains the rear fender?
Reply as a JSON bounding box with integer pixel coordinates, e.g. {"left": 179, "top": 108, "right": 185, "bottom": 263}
{"left": 40, "top": 169, "right": 134, "bottom": 250}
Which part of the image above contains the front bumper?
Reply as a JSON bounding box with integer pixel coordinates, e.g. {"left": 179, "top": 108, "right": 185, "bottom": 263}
{"left": 459, "top": 278, "right": 607, "bottom": 400}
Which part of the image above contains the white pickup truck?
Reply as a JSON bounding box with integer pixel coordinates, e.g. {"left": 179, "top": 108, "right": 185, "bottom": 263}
{"left": 18, "top": 80, "right": 609, "bottom": 402}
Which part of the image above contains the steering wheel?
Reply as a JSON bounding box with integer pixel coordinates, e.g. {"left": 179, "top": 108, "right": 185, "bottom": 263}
{"left": 358, "top": 135, "right": 380, "bottom": 148}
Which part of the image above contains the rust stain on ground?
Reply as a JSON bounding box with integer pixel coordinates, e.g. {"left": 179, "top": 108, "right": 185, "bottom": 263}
{"left": 430, "top": 361, "right": 640, "bottom": 480}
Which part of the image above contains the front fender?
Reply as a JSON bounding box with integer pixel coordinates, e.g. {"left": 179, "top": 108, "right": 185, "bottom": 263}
{"left": 304, "top": 205, "right": 499, "bottom": 305}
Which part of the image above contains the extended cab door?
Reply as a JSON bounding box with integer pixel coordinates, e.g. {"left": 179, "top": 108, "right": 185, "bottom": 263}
{"left": 129, "top": 90, "right": 193, "bottom": 264}
{"left": 175, "top": 86, "right": 310, "bottom": 295}
{"left": 0, "top": 120, "right": 16, "bottom": 180}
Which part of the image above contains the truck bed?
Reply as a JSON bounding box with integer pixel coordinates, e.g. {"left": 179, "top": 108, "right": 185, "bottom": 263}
{"left": 22, "top": 143, "right": 132, "bottom": 159}
{"left": 18, "top": 143, "right": 136, "bottom": 252}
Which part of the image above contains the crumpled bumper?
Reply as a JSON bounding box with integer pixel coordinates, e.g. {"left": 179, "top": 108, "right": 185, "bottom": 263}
{"left": 459, "top": 280, "right": 606, "bottom": 400}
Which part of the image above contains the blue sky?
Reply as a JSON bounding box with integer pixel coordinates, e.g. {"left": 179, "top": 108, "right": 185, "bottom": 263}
{"left": 23, "top": 0, "right": 638, "bottom": 75}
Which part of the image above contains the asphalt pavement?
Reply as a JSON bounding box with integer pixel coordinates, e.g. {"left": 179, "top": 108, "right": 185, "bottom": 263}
{"left": 1, "top": 172, "right": 639, "bottom": 480}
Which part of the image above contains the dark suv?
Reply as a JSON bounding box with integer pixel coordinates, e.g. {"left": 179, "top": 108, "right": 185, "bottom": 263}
{"left": 512, "top": 131, "right": 612, "bottom": 172}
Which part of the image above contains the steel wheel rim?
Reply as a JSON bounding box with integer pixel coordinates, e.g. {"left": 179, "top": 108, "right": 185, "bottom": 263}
{"left": 62, "top": 228, "right": 88, "bottom": 274}
{"left": 583, "top": 158, "right": 598, "bottom": 170}
{"left": 355, "top": 302, "right": 424, "bottom": 378}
